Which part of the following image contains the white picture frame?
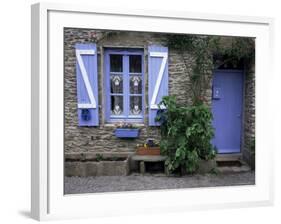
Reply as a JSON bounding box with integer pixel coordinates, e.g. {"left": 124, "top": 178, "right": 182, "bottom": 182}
{"left": 31, "top": 2, "right": 274, "bottom": 221}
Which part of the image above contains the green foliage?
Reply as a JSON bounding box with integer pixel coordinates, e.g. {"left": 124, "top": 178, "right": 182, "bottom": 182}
{"left": 95, "top": 153, "right": 104, "bottom": 162}
{"left": 163, "top": 34, "right": 254, "bottom": 173}
{"left": 167, "top": 34, "right": 255, "bottom": 67}
{"left": 167, "top": 34, "right": 255, "bottom": 104}
{"left": 167, "top": 35, "right": 213, "bottom": 103}
{"left": 209, "top": 167, "right": 219, "bottom": 175}
{"left": 211, "top": 36, "right": 255, "bottom": 62}
{"left": 250, "top": 138, "right": 255, "bottom": 153}
{"left": 156, "top": 96, "right": 216, "bottom": 174}
{"left": 111, "top": 155, "right": 118, "bottom": 161}
{"left": 167, "top": 35, "right": 195, "bottom": 50}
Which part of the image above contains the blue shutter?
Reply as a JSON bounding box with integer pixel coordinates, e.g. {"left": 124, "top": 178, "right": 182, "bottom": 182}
{"left": 75, "top": 43, "right": 99, "bottom": 126}
{"left": 148, "top": 45, "right": 169, "bottom": 126}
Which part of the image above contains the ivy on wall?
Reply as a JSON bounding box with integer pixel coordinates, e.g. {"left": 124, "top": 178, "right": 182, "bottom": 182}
{"left": 167, "top": 34, "right": 255, "bottom": 104}
{"left": 158, "top": 34, "right": 255, "bottom": 173}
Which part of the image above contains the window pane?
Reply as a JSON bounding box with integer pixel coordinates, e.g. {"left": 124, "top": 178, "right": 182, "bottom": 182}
{"left": 129, "top": 55, "right": 142, "bottom": 73}
{"left": 130, "top": 75, "right": 142, "bottom": 94}
{"left": 110, "top": 55, "right": 122, "bottom": 72}
{"left": 111, "top": 96, "right": 123, "bottom": 115}
{"left": 130, "top": 96, "right": 142, "bottom": 115}
{"left": 110, "top": 75, "right": 123, "bottom": 93}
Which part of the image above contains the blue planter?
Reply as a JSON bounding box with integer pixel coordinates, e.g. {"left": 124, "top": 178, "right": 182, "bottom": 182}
{"left": 114, "top": 128, "right": 140, "bottom": 138}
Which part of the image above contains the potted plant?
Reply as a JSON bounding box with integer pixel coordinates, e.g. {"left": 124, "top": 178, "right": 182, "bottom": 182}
{"left": 136, "top": 139, "right": 161, "bottom": 155}
{"left": 114, "top": 122, "right": 140, "bottom": 138}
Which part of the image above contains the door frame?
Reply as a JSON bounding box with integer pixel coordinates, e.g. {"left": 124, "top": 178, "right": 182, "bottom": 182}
{"left": 212, "top": 69, "right": 245, "bottom": 154}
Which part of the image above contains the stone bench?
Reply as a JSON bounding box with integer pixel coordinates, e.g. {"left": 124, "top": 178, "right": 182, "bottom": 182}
{"left": 131, "top": 155, "right": 167, "bottom": 175}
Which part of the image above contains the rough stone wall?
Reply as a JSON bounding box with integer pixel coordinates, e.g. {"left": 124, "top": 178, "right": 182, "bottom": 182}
{"left": 242, "top": 62, "right": 255, "bottom": 167}
{"left": 64, "top": 28, "right": 196, "bottom": 155}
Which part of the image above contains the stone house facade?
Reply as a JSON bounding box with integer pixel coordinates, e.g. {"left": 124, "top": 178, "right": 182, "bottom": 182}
{"left": 64, "top": 28, "right": 255, "bottom": 167}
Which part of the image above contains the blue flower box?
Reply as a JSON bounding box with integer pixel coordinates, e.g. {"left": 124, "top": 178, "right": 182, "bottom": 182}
{"left": 114, "top": 128, "right": 140, "bottom": 138}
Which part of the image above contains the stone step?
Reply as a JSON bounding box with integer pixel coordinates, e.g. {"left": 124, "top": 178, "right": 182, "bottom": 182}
{"left": 217, "top": 165, "right": 251, "bottom": 173}
{"left": 216, "top": 159, "right": 251, "bottom": 174}
{"left": 215, "top": 153, "right": 242, "bottom": 161}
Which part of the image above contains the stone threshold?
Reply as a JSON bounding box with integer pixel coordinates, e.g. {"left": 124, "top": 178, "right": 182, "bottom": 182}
{"left": 215, "top": 153, "right": 252, "bottom": 173}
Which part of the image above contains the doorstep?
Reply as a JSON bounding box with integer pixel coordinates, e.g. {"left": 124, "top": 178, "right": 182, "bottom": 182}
{"left": 215, "top": 153, "right": 242, "bottom": 161}
{"left": 216, "top": 156, "right": 251, "bottom": 174}
{"left": 216, "top": 165, "right": 251, "bottom": 173}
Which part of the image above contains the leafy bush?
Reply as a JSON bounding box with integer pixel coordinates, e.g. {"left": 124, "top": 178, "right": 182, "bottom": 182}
{"left": 156, "top": 96, "right": 216, "bottom": 173}
{"left": 95, "top": 153, "right": 104, "bottom": 162}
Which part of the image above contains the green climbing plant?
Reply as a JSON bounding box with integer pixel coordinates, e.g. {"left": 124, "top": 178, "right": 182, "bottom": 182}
{"left": 167, "top": 34, "right": 255, "bottom": 104}
{"left": 158, "top": 34, "right": 255, "bottom": 174}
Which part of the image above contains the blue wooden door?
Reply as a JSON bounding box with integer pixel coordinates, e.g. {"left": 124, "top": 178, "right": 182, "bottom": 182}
{"left": 211, "top": 70, "right": 244, "bottom": 154}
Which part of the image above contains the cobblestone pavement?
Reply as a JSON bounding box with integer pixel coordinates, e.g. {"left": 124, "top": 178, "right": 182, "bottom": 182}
{"left": 64, "top": 171, "right": 255, "bottom": 194}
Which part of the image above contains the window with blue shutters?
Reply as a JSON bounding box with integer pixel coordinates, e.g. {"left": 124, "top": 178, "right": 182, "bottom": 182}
{"left": 105, "top": 49, "right": 144, "bottom": 122}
